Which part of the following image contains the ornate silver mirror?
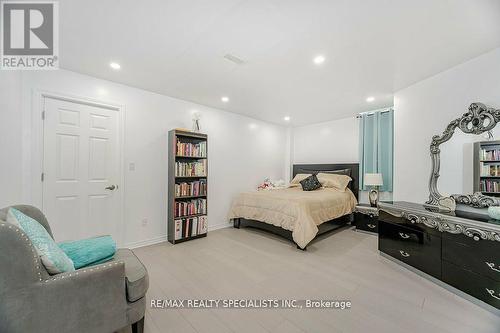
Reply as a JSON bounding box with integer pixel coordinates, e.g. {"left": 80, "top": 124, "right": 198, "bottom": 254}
{"left": 425, "top": 102, "right": 500, "bottom": 212}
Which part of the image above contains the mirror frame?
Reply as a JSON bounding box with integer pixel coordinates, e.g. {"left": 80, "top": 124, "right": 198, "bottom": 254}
{"left": 425, "top": 102, "right": 500, "bottom": 210}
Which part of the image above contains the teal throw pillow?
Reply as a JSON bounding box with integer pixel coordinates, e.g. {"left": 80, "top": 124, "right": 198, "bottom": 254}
{"left": 6, "top": 208, "right": 75, "bottom": 274}
{"left": 58, "top": 235, "right": 116, "bottom": 269}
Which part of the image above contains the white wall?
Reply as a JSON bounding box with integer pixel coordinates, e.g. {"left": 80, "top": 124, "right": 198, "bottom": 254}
{"left": 394, "top": 47, "right": 500, "bottom": 203}
{"left": 291, "top": 115, "right": 394, "bottom": 203}
{"left": 0, "top": 69, "right": 287, "bottom": 247}
{"left": 293, "top": 117, "right": 359, "bottom": 164}
{"left": 0, "top": 72, "right": 23, "bottom": 206}
{"left": 3, "top": 47, "right": 498, "bottom": 246}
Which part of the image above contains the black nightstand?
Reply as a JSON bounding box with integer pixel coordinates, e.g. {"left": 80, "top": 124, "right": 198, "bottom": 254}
{"left": 354, "top": 204, "right": 378, "bottom": 234}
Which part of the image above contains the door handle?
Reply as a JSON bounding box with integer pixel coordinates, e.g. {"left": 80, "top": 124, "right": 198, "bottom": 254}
{"left": 105, "top": 185, "right": 116, "bottom": 191}
{"left": 367, "top": 224, "right": 376, "bottom": 229}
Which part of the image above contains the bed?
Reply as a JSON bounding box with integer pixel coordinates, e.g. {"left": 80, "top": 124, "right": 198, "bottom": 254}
{"left": 229, "top": 163, "right": 359, "bottom": 249}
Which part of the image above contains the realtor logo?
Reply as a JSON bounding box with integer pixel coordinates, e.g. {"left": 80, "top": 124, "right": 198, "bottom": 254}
{"left": 1, "top": 0, "right": 59, "bottom": 69}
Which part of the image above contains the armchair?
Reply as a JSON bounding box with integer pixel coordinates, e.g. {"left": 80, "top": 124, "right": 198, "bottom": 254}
{"left": 0, "top": 205, "right": 148, "bottom": 333}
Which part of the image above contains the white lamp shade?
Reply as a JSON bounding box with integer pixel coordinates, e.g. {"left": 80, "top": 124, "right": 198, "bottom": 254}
{"left": 364, "top": 173, "right": 383, "bottom": 186}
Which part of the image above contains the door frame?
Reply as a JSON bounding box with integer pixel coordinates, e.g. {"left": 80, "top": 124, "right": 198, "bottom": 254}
{"left": 31, "top": 90, "right": 126, "bottom": 245}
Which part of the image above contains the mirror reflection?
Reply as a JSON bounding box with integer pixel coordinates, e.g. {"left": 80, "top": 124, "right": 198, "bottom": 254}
{"left": 440, "top": 126, "right": 500, "bottom": 205}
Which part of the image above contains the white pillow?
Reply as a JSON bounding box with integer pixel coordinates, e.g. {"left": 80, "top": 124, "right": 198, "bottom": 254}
{"left": 289, "top": 174, "right": 312, "bottom": 187}
{"left": 317, "top": 173, "right": 352, "bottom": 191}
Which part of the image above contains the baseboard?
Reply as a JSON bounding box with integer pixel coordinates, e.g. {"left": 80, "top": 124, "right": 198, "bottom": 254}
{"left": 125, "top": 224, "right": 231, "bottom": 249}
{"left": 125, "top": 235, "right": 167, "bottom": 249}
{"left": 209, "top": 222, "right": 232, "bottom": 232}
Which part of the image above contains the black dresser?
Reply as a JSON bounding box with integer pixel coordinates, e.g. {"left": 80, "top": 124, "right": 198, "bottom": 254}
{"left": 353, "top": 204, "right": 378, "bottom": 233}
{"left": 378, "top": 202, "right": 500, "bottom": 311}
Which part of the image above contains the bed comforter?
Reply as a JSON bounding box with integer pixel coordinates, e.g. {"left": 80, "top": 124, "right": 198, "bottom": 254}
{"left": 228, "top": 186, "right": 357, "bottom": 248}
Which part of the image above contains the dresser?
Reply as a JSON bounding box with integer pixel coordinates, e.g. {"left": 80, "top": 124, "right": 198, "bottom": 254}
{"left": 378, "top": 202, "right": 500, "bottom": 311}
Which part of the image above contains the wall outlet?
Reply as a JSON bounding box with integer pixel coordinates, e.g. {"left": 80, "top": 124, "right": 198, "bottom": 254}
{"left": 141, "top": 218, "right": 148, "bottom": 227}
{"left": 129, "top": 162, "right": 136, "bottom": 171}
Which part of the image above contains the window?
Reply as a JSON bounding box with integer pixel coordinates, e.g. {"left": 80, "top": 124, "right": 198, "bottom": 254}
{"left": 359, "top": 108, "right": 394, "bottom": 191}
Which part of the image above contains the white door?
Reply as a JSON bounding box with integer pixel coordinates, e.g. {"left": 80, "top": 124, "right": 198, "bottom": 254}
{"left": 42, "top": 97, "right": 121, "bottom": 242}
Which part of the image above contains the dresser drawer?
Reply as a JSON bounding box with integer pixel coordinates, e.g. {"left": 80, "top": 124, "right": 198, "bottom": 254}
{"left": 379, "top": 210, "right": 441, "bottom": 236}
{"left": 379, "top": 220, "right": 441, "bottom": 278}
{"left": 443, "top": 234, "right": 500, "bottom": 282}
{"left": 443, "top": 261, "right": 500, "bottom": 309}
{"left": 354, "top": 212, "right": 378, "bottom": 233}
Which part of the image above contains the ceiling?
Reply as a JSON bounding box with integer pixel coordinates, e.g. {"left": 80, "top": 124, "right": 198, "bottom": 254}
{"left": 60, "top": 0, "right": 500, "bottom": 126}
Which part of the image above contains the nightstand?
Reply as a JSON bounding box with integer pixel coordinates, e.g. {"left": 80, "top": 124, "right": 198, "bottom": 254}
{"left": 354, "top": 204, "right": 378, "bottom": 234}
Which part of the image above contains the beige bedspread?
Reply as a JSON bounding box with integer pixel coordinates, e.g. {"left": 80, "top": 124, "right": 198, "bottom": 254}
{"left": 228, "top": 186, "right": 357, "bottom": 248}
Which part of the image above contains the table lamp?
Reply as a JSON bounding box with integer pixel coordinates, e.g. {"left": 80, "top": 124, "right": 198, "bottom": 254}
{"left": 364, "top": 173, "right": 383, "bottom": 207}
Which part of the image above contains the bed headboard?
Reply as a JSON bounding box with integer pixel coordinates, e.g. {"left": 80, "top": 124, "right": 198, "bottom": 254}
{"left": 292, "top": 163, "right": 359, "bottom": 199}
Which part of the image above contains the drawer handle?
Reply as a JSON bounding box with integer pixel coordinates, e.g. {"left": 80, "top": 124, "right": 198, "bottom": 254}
{"left": 486, "top": 262, "right": 500, "bottom": 273}
{"left": 399, "top": 232, "right": 410, "bottom": 239}
{"left": 486, "top": 288, "right": 500, "bottom": 300}
{"left": 367, "top": 224, "right": 376, "bottom": 229}
{"left": 399, "top": 250, "right": 410, "bottom": 257}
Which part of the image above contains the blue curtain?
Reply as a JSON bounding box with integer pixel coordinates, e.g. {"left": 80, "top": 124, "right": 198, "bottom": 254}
{"left": 359, "top": 109, "right": 394, "bottom": 192}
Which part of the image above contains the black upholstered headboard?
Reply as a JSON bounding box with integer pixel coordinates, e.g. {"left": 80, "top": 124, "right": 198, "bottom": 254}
{"left": 292, "top": 163, "right": 359, "bottom": 199}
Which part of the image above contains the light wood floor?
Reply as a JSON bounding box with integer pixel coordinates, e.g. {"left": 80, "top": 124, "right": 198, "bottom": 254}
{"left": 132, "top": 226, "right": 500, "bottom": 333}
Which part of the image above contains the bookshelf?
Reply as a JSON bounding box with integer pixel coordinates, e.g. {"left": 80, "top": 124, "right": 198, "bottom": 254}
{"left": 474, "top": 140, "right": 500, "bottom": 196}
{"left": 168, "top": 129, "right": 208, "bottom": 244}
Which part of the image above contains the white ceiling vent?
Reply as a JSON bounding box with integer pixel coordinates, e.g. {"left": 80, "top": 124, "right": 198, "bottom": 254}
{"left": 223, "top": 53, "right": 245, "bottom": 65}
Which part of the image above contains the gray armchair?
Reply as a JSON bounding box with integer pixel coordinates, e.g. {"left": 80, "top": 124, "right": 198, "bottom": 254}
{"left": 0, "top": 205, "right": 149, "bottom": 333}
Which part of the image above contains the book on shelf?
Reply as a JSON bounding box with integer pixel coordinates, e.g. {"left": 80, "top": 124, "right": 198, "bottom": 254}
{"left": 175, "top": 179, "right": 207, "bottom": 197}
{"left": 176, "top": 139, "right": 207, "bottom": 158}
{"left": 479, "top": 148, "right": 500, "bottom": 161}
{"left": 174, "top": 219, "right": 182, "bottom": 240}
{"left": 480, "top": 162, "right": 500, "bottom": 177}
{"left": 199, "top": 216, "right": 208, "bottom": 233}
{"left": 174, "top": 215, "right": 208, "bottom": 240}
{"left": 192, "top": 219, "right": 198, "bottom": 237}
{"left": 175, "top": 160, "right": 207, "bottom": 177}
{"left": 480, "top": 179, "right": 500, "bottom": 193}
{"left": 174, "top": 198, "right": 207, "bottom": 218}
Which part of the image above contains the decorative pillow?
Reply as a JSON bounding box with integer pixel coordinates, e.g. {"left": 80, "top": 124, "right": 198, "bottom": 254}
{"left": 6, "top": 208, "right": 75, "bottom": 274}
{"left": 290, "top": 174, "right": 312, "bottom": 187}
{"left": 58, "top": 235, "right": 116, "bottom": 269}
{"left": 317, "top": 173, "right": 352, "bottom": 191}
{"left": 299, "top": 174, "right": 322, "bottom": 191}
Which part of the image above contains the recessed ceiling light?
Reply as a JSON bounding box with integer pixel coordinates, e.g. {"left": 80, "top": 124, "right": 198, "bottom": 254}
{"left": 284, "top": 116, "right": 291, "bottom": 121}
{"left": 110, "top": 62, "right": 121, "bottom": 70}
{"left": 221, "top": 96, "right": 229, "bottom": 103}
{"left": 366, "top": 96, "right": 375, "bottom": 102}
{"left": 224, "top": 54, "right": 245, "bottom": 65}
{"left": 313, "top": 55, "right": 326, "bottom": 65}
{"left": 97, "top": 88, "right": 108, "bottom": 95}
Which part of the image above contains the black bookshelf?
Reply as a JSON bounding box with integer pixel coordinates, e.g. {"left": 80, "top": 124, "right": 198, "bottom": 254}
{"left": 168, "top": 129, "right": 208, "bottom": 244}
{"left": 474, "top": 140, "right": 500, "bottom": 196}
